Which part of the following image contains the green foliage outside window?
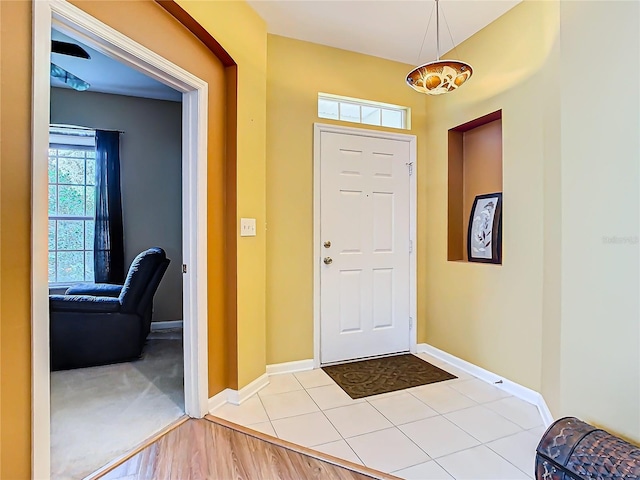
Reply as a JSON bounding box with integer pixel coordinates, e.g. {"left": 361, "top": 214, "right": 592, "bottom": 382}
{"left": 48, "top": 145, "right": 96, "bottom": 283}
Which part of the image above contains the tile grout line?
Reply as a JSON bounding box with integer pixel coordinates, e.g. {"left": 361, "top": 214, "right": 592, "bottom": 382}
{"left": 481, "top": 398, "right": 545, "bottom": 431}
{"left": 311, "top": 376, "right": 528, "bottom": 472}
{"left": 422, "top": 431, "right": 533, "bottom": 480}
{"left": 443, "top": 402, "right": 524, "bottom": 432}
{"left": 416, "top": 356, "right": 545, "bottom": 430}
{"left": 430, "top": 457, "right": 458, "bottom": 480}
{"left": 301, "top": 383, "right": 368, "bottom": 466}
{"left": 483, "top": 430, "right": 540, "bottom": 478}
{"left": 439, "top": 411, "right": 529, "bottom": 449}
{"left": 405, "top": 384, "right": 484, "bottom": 416}
{"left": 364, "top": 394, "right": 438, "bottom": 465}
{"left": 227, "top": 365, "right": 542, "bottom": 479}
{"left": 254, "top": 390, "right": 277, "bottom": 437}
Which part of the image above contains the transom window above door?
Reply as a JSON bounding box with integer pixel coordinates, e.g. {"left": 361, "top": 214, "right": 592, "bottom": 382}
{"left": 317, "top": 93, "right": 410, "bottom": 130}
{"left": 48, "top": 126, "right": 96, "bottom": 284}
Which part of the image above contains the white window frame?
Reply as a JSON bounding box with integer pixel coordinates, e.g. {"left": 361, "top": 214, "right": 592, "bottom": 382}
{"left": 318, "top": 93, "right": 411, "bottom": 130}
{"left": 48, "top": 128, "right": 97, "bottom": 286}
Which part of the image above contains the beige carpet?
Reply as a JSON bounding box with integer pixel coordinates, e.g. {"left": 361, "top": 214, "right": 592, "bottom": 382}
{"left": 51, "top": 329, "right": 184, "bottom": 479}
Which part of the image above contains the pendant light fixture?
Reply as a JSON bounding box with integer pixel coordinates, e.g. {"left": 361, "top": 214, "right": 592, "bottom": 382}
{"left": 406, "top": 0, "right": 472, "bottom": 95}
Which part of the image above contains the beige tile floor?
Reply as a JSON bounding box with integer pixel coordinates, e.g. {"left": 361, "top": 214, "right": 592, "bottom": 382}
{"left": 211, "top": 352, "right": 546, "bottom": 480}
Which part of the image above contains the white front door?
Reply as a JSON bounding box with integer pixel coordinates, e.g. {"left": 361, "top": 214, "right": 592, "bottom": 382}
{"left": 319, "top": 130, "right": 412, "bottom": 364}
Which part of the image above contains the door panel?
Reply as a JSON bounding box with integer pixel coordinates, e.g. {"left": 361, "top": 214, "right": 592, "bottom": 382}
{"left": 320, "top": 131, "right": 411, "bottom": 364}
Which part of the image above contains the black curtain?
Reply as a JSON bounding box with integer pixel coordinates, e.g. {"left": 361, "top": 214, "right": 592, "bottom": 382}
{"left": 94, "top": 130, "right": 125, "bottom": 283}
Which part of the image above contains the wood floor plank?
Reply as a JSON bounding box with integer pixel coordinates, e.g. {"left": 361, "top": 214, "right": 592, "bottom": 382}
{"left": 95, "top": 418, "right": 398, "bottom": 480}
{"left": 206, "top": 415, "right": 399, "bottom": 480}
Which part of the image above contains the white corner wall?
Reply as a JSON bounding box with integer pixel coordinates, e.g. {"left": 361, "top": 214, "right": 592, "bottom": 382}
{"left": 50, "top": 87, "right": 183, "bottom": 322}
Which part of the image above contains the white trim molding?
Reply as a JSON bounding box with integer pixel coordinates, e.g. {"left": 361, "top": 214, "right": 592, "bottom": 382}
{"left": 266, "top": 359, "right": 314, "bottom": 376}
{"left": 227, "top": 374, "right": 270, "bottom": 406}
{"left": 208, "top": 388, "right": 232, "bottom": 413}
{"left": 208, "top": 360, "right": 315, "bottom": 413}
{"left": 32, "top": 1, "right": 210, "bottom": 476}
{"left": 418, "top": 343, "right": 554, "bottom": 427}
{"left": 207, "top": 381, "right": 271, "bottom": 413}
{"left": 313, "top": 123, "right": 418, "bottom": 368}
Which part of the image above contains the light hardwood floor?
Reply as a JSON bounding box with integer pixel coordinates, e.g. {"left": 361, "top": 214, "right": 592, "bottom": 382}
{"left": 97, "top": 416, "right": 397, "bottom": 480}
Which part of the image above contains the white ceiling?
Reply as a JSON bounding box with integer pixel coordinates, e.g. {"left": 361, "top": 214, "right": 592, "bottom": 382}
{"left": 247, "top": 0, "right": 521, "bottom": 66}
{"left": 51, "top": 2, "right": 520, "bottom": 99}
{"left": 51, "top": 30, "right": 181, "bottom": 102}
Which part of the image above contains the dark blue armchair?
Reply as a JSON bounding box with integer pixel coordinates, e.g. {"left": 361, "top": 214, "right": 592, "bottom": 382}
{"left": 49, "top": 247, "right": 170, "bottom": 371}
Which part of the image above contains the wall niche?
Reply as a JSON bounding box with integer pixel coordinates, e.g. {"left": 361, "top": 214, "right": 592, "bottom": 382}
{"left": 447, "top": 110, "right": 503, "bottom": 263}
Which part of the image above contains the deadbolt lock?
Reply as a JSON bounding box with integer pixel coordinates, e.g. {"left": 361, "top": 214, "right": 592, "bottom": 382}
{"left": 323, "top": 257, "right": 333, "bottom": 265}
{"left": 324, "top": 240, "right": 331, "bottom": 248}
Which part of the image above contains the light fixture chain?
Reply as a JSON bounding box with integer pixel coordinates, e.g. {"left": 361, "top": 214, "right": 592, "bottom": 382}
{"left": 440, "top": 2, "right": 462, "bottom": 60}
{"left": 416, "top": 2, "right": 435, "bottom": 65}
{"left": 436, "top": 0, "right": 440, "bottom": 61}
{"left": 405, "top": 0, "right": 473, "bottom": 95}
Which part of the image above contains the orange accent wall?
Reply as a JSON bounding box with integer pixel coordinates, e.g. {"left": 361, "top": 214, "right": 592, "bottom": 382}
{"left": 68, "top": 0, "right": 233, "bottom": 397}
{"left": 461, "top": 120, "right": 503, "bottom": 260}
{"left": 448, "top": 118, "right": 503, "bottom": 261}
{"left": 0, "top": 2, "right": 33, "bottom": 477}
{"left": 0, "top": 1, "right": 237, "bottom": 476}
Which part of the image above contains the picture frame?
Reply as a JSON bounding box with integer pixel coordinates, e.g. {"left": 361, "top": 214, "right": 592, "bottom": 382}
{"left": 467, "top": 192, "right": 502, "bottom": 264}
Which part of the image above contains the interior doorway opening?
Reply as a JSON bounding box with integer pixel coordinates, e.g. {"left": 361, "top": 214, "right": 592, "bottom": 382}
{"left": 32, "top": 1, "right": 210, "bottom": 477}
{"left": 48, "top": 26, "right": 187, "bottom": 477}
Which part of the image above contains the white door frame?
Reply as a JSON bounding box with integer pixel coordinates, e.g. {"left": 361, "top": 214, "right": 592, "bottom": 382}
{"left": 313, "top": 123, "right": 417, "bottom": 368}
{"left": 32, "top": 1, "right": 209, "bottom": 476}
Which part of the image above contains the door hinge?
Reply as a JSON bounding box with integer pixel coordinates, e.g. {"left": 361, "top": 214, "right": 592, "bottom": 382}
{"left": 409, "top": 239, "right": 413, "bottom": 253}
{"left": 406, "top": 162, "right": 414, "bottom": 176}
{"left": 182, "top": 264, "right": 187, "bottom": 274}
{"left": 409, "top": 317, "right": 413, "bottom": 329}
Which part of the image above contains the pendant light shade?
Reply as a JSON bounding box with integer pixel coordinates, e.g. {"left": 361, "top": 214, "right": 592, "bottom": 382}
{"left": 406, "top": 60, "right": 472, "bottom": 95}
{"left": 406, "top": 0, "right": 472, "bottom": 95}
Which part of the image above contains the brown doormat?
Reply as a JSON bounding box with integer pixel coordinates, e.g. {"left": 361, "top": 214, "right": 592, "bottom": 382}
{"left": 322, "top": 354, "right": 457, "bottom": 399}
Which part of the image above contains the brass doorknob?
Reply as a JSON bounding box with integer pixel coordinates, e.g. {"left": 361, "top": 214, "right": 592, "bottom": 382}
{"left": 323, "top": 257, "right": 333, "bottom": 265}
{"left": 324, "top": 240, "right": 331, "bottom": 248}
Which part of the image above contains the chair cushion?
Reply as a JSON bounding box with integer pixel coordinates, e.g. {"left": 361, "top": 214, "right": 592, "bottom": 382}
{"left": 66, "top": 283, "right": 123, "bottom": 297}
{"left": 49, "top": 294, "right": 121, "bottom": 313}
{"left": 119, "top": 247, "right": 168, "bottom": 313}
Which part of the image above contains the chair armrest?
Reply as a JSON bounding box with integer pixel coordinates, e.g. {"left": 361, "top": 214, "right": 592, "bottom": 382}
{"left": 65, "top": 283, "right": 123, "bottom": 297}
{"left": 49, "top": 295, "right": 121, "bottom": 313}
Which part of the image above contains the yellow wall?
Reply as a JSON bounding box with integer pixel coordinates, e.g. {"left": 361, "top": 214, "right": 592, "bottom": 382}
{"left": 558, "top": 0, "right": 639, "bottom": 441}
{"left": 265, "top": 34, "right": 428, "bottom": 364}
{"left": 422, "top": 0, "right": 640, "bottom": 444}
{"left": 177, "top": 1, "right": 268, "bottom": 388}
{"left": 421, "top": 0, "right": 559, "bottom": 393}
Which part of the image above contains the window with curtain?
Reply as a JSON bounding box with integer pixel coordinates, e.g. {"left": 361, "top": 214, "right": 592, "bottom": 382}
{"left": 48, "top": 127, "right": 96, "bottom": 284}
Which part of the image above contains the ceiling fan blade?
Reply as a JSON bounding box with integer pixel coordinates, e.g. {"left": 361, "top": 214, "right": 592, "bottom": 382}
{"left": 50, "top": 63, "right": 90, "bottom": 91}
{"left": 51, "top": 40, "right": 91, "bottom": 59}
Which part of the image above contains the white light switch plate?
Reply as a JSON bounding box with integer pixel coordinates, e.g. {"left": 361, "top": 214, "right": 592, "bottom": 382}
{"left": 240, "top": 218, "right": 257, "bottom": 237}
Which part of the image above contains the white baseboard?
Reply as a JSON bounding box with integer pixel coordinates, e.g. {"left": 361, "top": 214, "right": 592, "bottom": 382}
{"left": 207, "top": 374, "right": 270, "bottom": 412}
{"left": 418, "top": 343, "right": 554, "bottom": 427}
{"left": 208, "top": 388, "right": 231, "bottom": 412}
{"left": 208, "top": 359, "right": 317, "bottom": 413}
{"left": 227, "top": 373, "right": 269, "bottom": 406}
{"left": 266, "top": 359, "right": 314, "bottom": 375}
{"left": 150, "top": 320, "right": 184, "bottom": 331}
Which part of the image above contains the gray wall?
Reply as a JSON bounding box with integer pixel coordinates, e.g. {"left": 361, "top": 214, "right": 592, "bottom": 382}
{"left": 51, "top": 88, "right": 183, "bottom": 322}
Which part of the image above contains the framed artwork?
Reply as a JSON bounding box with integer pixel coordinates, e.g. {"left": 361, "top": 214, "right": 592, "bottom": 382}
{"left": 467, "top": 192, "right": 502, "bottom": 264}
